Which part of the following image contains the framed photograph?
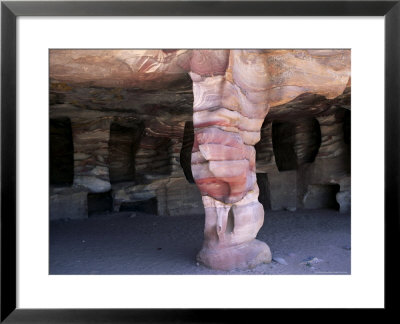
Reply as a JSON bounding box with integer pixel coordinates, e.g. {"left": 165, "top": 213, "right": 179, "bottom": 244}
{"left": 1, "top": 0, "right": 398, "bottom": 321}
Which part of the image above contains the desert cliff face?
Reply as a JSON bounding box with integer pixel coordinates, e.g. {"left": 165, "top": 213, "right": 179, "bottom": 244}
{"left": 49, "top": 49, "right": 350, "bottom": 270}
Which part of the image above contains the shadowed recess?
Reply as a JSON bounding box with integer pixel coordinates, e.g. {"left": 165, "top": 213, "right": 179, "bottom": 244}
{"left": 119, "top": 197, "right": 158, "bottom": 215}
{"left": 303, "top": 184, "right": 340, "bottom": 210}
{"left": 180, "top": 121, "right": 195, "bottom": 183}
{"left": 50, "top": 118, "right": 74, "bottom": 186}
{"left": 256, "top": 173, "right": 271, "bottom": 210}
{"left": 272, "top": 121, "right": 297, "bottom": 171}
{"left": 225, "top": 207, "right": 235, "bottom": 234}
{"left": 87, "top": 191, "right": 113, "bottom": 216}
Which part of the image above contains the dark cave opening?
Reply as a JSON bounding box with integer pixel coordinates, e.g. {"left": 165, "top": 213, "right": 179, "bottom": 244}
{"left": 272, "top": 121, "right": 297, "bottom": 171}
{"left": 119, "top": 197, "right": 158, "bottom": 215}
{"left": 304, "top": 184, "right": 340, "bottom": 210}
{"left": 50, "top": 117, "right": 74, "bottom": 186}
{"left": 87, "top": 191, "right": 113, "bottom": 216}
{"left": 271, "top": 118, "right": 322, "bottom": 171}
{"left": 256, "top": 173, "right": 271, "bottom": 210}
{"left": 180, "top": 121, "right": 195, "bottom": 183}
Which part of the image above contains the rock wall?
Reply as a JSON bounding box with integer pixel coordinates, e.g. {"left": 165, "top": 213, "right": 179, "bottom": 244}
{"left": 71, "top": 117, "right": 112, "bottom": 193}
{"left": 49, "top": 69, "right": 202, "bottom": 219}
{"left": 255, "top": 108, "right": 350, "bottom": 213}
{"left": 109, "top": 119, "right": 144, "bottom": 183}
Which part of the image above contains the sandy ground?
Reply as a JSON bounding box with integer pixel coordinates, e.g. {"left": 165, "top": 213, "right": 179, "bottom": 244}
{"left": 50, "top": 209, "right": 350, "bottom": 275}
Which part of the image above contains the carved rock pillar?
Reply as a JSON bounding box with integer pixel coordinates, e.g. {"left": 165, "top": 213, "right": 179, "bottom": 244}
{"left": 189, "top": 50, "right": 272, "bottom": 270}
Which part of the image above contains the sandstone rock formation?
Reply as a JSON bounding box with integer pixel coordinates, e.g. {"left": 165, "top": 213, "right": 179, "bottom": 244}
{"left": 186, "top": 50, "right": 350, "bottom": 270}
{"left": 49, "top": 49, "right": 351, "bottom": 270}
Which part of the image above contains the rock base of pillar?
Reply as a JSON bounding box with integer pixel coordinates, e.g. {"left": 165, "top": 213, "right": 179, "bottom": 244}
{"left": 197, "top": 239, "right": 272, "bottom": 271}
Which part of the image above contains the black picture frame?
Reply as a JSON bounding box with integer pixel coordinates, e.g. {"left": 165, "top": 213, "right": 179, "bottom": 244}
{"left": 1, "top": 0, "right": 399, "bottom": 322}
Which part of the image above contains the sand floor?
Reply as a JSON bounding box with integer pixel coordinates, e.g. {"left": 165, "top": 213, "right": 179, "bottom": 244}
{"left": 50, "top": 209, "right": 350, "bottom": 275}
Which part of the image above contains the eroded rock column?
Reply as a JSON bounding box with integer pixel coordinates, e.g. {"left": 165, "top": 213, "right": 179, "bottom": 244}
{"left": 189, "top": 50, "right": 272, "bottom": 270}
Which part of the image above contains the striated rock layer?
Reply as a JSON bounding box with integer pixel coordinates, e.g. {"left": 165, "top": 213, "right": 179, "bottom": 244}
{"left": 49, "top": 49, "right": 351, "bottom": 271}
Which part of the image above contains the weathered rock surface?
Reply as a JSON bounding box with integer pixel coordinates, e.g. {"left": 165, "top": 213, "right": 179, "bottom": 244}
{"left": 50, "top": 49, "right": 191, "bottom": 89}
{"left": 112, "top": 177, "right": 203, "bottom": 217}
{"left": 49, "top": 49, "right": 351, "bottom": 271}
{"left": 71, "top": 117, "right": 112, "bottom": 192}
{"left": 188, "top": 50, "right": 349, "bottom": 270}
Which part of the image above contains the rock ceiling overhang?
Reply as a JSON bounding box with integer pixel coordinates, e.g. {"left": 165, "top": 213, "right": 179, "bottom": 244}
{"left": 50, "top": 49, "right": 351, "bottom": 119}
